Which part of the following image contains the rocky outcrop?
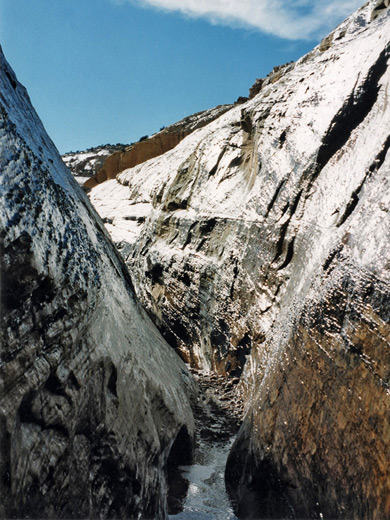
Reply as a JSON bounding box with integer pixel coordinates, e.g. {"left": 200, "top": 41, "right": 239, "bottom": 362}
{"left": 248, "top": 62, "right": 294, "bottom": 99}
{"left": 84, "top": 104, "right": 233, "bottom": 189}
{"left": 89, "top": 1, "right": 390, "bottom": 517}
{"left": 62, "top": 144, "right": 127, "bottom": 184}
{"left": 0, "top": 46, "right": 196, "bottom": 519}
{"left": 371, "top": 0, "right": 390, "bottom": 20}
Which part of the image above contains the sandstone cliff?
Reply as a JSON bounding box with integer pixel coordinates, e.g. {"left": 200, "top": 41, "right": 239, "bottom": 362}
{"left": 0, "top": 46, "right": 196, "bottom": 519}
{"left": 90, "top": 1, "right": 390, "bottom": 517}
{"left": 84, "top": 104, "right": 233, "bottom": 189}
{"left": 62, "top": 143, "right": 127, "bottom": 185}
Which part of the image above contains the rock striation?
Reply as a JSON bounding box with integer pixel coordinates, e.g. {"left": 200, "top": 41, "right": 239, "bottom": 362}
{"left": 84, "top": 104, "right": 233, "bottom": 189}
{"left": 0, "top": 46, "right": 196, "bottom": 519}
{"left": 89, "top": 1, "right": 390, "bottom": 517}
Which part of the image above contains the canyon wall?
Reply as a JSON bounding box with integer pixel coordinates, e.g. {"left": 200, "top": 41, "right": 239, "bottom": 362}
{"left": 90, "top": 1, "right": 390, "bottom": 517}
{"left": 84, "top": 104, "right": 233, "bottom": 189}
{"left": 0, "top": 46, "right": 196, "bottom": 519}
{"left": 62, "top": 144, "right": 127, "bottom": 182}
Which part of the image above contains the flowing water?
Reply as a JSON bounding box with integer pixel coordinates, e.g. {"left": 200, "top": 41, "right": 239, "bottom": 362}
{"left": 168, "top": 371, "right": 243, "bottom": 520}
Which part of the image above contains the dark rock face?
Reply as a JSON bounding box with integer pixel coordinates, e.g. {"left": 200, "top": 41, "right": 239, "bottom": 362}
{"left": 89, "top": 1, "right": 390, "bottom": 517}
{"left": 0, "top": 47, "right": 196, "bottom": 519}
{"left": 226, "top": 261, "right": 390, "bottom": 518}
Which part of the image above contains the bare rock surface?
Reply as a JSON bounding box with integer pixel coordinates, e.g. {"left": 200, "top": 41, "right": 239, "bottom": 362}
{"left": 0, "top": 46, "right": 196, "bottom": 519}
{"left": 90, "top": 1, "right": 390, "bottom": 517}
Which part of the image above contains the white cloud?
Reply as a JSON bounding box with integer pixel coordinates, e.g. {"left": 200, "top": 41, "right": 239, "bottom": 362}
{"left": 127, "top": 0, "right": 364, "bottom": 40}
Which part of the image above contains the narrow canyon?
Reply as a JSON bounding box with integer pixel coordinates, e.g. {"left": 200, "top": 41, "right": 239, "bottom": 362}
{"left": 1, "top": 1, "right": 390, "bottom": 518}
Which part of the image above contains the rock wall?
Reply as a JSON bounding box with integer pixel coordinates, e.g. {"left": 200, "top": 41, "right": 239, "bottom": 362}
{"left": 62, "top": 144, "right": 127, "bottom": 179}
{"left": 89, "top": 1, "right": 390, "bottom": 517}
{"left": 84, "top": 104, "right": 233, "bottom": 189}
{"left": 0, "top": 46, "right": 196, "bottom": 519}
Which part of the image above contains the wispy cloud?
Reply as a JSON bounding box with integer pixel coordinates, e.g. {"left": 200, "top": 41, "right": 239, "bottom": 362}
{"left": 125, "top": 0, "right": 363, "bottom": 40}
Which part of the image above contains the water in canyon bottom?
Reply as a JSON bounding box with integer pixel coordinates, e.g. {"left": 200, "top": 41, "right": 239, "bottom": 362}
{"left": 168, "top": 371, "right": 242, "bottom": 520}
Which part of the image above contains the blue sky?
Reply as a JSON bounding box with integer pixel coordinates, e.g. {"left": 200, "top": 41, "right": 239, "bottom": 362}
{"left": 1, "top": 0, "right": 362, "bottom": 154}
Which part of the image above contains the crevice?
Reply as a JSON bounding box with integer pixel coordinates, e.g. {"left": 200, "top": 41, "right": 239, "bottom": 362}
{"left": 200, "top": 218, "right": 217, "bottom": 235}
{"left": 182, "top": 231, "right": 192, "bottom": 249}
{"left": 230, "top": 259, "right": 240, "bottom": 298}
{"left": 278, "top": 237, "right": 296, "bottom": 270}
{"left": 314, "top": 42, "right": 389, "bottom": 179}
{"left": 170, "top": 317, "right": 191, "bottom": 344}
{"left": 371, "top": 0, "right": 390, "bottom": 21}
{"left": 195, "top": 237, "right": 206, "bottom": 251}
{"left": 167, "top": 426, "right": 193, "bottom": 468}
{"left": 278, "top": 202, "right": 290, "bottom": 221}
{"left": 300, "top": 49, "right": 390, "bottom": 227}
{"left": 323, "top": 244, "right": 344, "bottom": 271}
{"left": 45, "top": 373, "right": 69, "bottom": 400}
{"left": 5, "top": 69, "right": 17, "bottom": 90}
{"left": 228, "top": 155, "right": 243, "bottom": 168}
{"left": 265, "top": 179, "right": 286, "bottom": 217}
{"left": 123, "top": 215, "right": 146, "bottom": 223}
{"left": 272, "top": 219, "right": 290, "bottom": 263}
{"left": 146, "top": 263, "right": 164, "bottom": 285}
{"left": 279, "top": 130, "right": 287, "bottom": 147}
{"left": 231, "top": 333, "right": 252, "bottom": 378}
{"left": 178, "top": 271, "right": 191, "bottom": 287}
{"left": 18, "top": 391, "right": 69, "bottom": 437}
{"left": 337, "top": 134, "right": 390, "bottom": 227}
{"left": 107, "top": 365, "right": 118, "bottom": 399}
{"left": 368, "top": 133, "right": 390, "bottom": 174}
{"left": 209, "top": 148, "right": 226, "bottom": 176}
{"left": 166, "top": 199, "right": 188, "bottom": 212}
{"left": 337, "top": 189, "right": 360, "bottom": 227}
{"left": 227, "top": 454, "right": 297, "bottom": 519}
{"left": 181, "top": 222, "right": 198, "bottom": 250}
{"left": 289, "top": 189, "right": 303, "bottom": 218}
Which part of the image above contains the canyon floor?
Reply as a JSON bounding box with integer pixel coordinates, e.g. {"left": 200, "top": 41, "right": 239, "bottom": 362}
{"left": 168, "top": 370, "right": 244, "bottom": 519}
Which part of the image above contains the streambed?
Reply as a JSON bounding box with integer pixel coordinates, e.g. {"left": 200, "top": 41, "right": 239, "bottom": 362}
{"left": 168, "top": 371, "right": 243, "bottom": 519}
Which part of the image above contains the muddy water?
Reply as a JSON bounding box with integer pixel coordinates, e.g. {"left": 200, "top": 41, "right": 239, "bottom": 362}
{"left": 168, "top": 371, "right": 243, "bottom": 520}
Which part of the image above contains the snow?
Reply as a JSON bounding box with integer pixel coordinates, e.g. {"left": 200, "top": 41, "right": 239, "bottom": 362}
{"left": 88, "top": 0, "right": 390, "bottom": 373}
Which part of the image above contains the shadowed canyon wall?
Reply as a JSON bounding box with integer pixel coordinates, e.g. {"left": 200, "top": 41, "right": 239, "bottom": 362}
{"left": 90, "top": 1, "right": 390, "bottom": 517}
{"left": 0, "top": 46, "right": 196, "bottom": 519}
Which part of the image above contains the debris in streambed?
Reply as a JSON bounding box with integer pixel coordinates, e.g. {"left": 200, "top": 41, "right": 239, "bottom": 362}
{"left": 168, "top": 370, "right": 244, "bottom": 519}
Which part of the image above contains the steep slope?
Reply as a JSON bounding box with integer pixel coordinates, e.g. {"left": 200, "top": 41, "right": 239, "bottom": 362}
{"left": 0, "top": 46, "right": 196, "bottom": 519}
{"left": 84, "top": 104, "right": 234, "bottom": 189}
{"left": 90, "top": 1, "right": 390, "bottom": 517}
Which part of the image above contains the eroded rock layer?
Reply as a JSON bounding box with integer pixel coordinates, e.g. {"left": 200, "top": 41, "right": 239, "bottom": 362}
{"left": 84, "top": 104, "right": 233, "bottom": 189}
{"left": 0, "top": 46, "right": 196, "bottom": 519}
{"left": 62, "top": 144, "right": 127, "bottom": 182}
{"left": 90, "top": 1, "right": 390, "bottom": 517}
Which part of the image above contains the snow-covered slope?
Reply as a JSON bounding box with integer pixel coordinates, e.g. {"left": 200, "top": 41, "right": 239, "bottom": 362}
{"left": 0, "top": 45, "right": 196, "bottom": 519}
{"left": 83, "top": 104, "right": 234, "bottom": 189}
{"left": 90, "top": 1, "right": 390, "bottom": 517}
